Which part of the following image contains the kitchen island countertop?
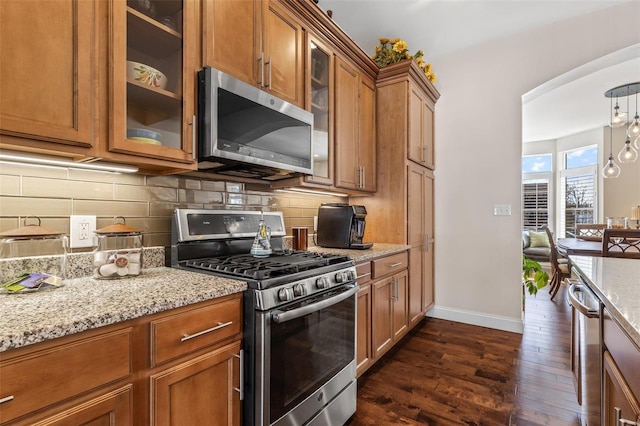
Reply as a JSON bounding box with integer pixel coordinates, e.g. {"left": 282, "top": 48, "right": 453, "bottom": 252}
{"left": 569, "top": 255, "right": 640, "bottom": 348}
{"left": 307, "top": 243, "right": 410, "bottom": 262}
{"left": 0, "top": 267, "right": 246, "bottom": 352}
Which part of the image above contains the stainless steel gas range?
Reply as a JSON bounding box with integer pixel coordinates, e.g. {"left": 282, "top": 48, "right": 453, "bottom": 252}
{"left": 170, "top": 209, "right": 358, "bottom": 426}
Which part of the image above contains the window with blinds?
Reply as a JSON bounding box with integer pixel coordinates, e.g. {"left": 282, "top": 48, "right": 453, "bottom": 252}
{"left": 523, "top": 179, "right": 549, "bottom": 230}
{"left": 559, "top": 168, "right": 596, "bottom": 238}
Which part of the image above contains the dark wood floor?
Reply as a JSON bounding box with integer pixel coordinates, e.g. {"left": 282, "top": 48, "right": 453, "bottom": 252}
{"left": 347, "top": 283, "right": 582, "bottom": 425}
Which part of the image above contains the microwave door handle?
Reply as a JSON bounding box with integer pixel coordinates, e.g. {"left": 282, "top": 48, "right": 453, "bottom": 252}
{"left": 271, "top": 285, "right": 359, "bottom": 323}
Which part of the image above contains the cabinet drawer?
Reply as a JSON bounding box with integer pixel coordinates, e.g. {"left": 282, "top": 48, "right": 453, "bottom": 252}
{"left": 151, "top": 296, "right": 242, "bottom": 366}
{"left": 356, "top": 261, "right": 372, "bottom": 285}
{"left": 603, "top": 308, "right": 640, "bottom": 401}
{"left": 0, "top": 329, "right": 132, "bottom": 424}
{"left": 372, "top": 252, "right": 408, "bottom": 279}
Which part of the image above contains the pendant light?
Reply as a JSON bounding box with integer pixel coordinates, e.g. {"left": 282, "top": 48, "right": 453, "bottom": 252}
{"left": 602, "top": 123, "right": 621, "bottom": 178}
{"left": 618, "top": 136, "right": 638, "bottom": 163}
{"left": 618, "top": 93, "right": 638, "bottom": 163}
{"left": 604, "top": 82, "right": 640, "bottom": 178}
{"left": 610, "top": 97, "right": 626, "bottom": 128}
{"left": 630, "top": 92, "right": 640, "bottom": 150}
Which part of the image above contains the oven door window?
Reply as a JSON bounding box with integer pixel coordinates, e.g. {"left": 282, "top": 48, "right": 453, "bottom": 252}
{"left": 269, "top": 287, "right": 355, "bottom": 423}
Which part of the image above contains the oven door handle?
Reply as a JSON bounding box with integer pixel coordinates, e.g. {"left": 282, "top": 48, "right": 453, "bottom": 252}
{"left": 271, "top": 285, "right": 359, "bottom": 323}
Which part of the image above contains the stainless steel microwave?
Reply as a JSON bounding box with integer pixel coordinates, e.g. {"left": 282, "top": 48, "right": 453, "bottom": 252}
{"left": 197, "top": 66, "right": 314, "bottom": 180}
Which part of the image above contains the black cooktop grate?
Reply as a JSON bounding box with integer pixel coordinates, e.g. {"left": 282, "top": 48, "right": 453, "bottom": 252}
{"left": 181, "top": 250, "right": 350, "bottom": 281}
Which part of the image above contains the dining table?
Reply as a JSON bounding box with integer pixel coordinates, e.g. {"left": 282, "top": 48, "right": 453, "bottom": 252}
{"left": 557, "top": 238, "right": 602, "bottom": 257}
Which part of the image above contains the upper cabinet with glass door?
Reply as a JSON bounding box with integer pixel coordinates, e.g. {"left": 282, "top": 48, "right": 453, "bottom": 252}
{"left": 109, "top": 0, "right": 197, "bottom": 172}
{"left": 306, "top": 35, "right": 334, "bottom": 185}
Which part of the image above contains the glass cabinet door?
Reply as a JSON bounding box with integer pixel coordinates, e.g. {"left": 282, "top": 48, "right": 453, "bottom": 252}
{"left": 110, "top": 0, "right": 196, "bottom": 169}
{"left": 306, "top": 35, "right": 333, "bottom": 185}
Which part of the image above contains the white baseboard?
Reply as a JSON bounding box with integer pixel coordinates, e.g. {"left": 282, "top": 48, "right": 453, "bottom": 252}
{"left": 426, "top": 305, "right": 524, "bottom": 334}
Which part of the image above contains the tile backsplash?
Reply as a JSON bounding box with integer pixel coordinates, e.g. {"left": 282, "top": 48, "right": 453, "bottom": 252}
{"left": 0, "top": 163, "right": 345, "bottom": 252}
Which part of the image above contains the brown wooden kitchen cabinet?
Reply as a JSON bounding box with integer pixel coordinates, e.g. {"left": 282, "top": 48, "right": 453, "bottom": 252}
{"left": 370, "top": 252, "right": 409, "bottom": 360}
{"left": 304, "top": 32, "right": 335, "bottom": 186}
{"left": 408, "top": 162, "right": 435, "bottom": 323}
{"left": 603, "top": 351, "right": 640, "bottom": 426}
{"left": 203, "top": 0, "right": 305, "bottom": 108}
{"left": 355, "top": 252, "right": 408, "bottom": 376}
{"left": 16, "top": 386, "right": 133, "bottom": 426}
{"left": 602, "top": 308, "right": 640, "bottom": 426}
{"left": 408, "top": 80, "right": 436, "bottom": 169}
{"left": 151, "top": 341, "right": 241, "bottom": 426}
{"left": 108, "top": 0, "right": 198, "bottom": 172}
{"left": 0, "top": 0, "right": 99, "bottom": 158}
{"left": 0, "top": 294, "right": 242, "bottom": 426}
{"left": 146, "top": 294, "right": 243, "bottom": 426}
{"left": 361, "top": 60, "right": 439, "bottom": 329}
{"left": 0, "top": 0, "right": 200, "bottom": 174}
{"left": 0, "top": 325, "right": 133, "bottom": 425}
{"left": 334, "top": 56, "right": 377, "bottom": 193}
{"left": 355, "top": 261, "right": 372, "bottom": 377}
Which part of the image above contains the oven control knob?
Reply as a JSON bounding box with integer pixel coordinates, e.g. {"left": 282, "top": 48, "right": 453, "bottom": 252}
{"left": 347, "top": 270, "right": 357, "bottom": 281}
{"left": 335, "top": 271, "right": 347, "bottom": 283}
{"left": 278, "top": 287, "right": 294, "bottom": 302}
{"left": 293, "top": 283, "right": 307, "bottom": 297}
{"left": 316, "top": 277, "right": 329, "bottom": 289}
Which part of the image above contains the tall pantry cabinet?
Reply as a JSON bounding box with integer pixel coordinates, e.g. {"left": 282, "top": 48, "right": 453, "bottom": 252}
{"left": 362, "top": 60, "right": 440, "bottom": 328}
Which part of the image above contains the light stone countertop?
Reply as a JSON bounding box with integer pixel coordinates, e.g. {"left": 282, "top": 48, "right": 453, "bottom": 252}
{"left": 307, "top": 243, "right": 410, "bottom": 263}
{"left": 0, "top": 243, "right": 408, "bottom": 353}
{"left": 569, "top": 256, "right": 640, "bottom": 348}
{"left": 0, "top": 267, "right": 246, "bottom": 352}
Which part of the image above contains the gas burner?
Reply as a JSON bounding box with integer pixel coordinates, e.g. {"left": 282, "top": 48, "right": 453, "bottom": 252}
{"left": 181, "top": 250, "right": 351, "bottom": 281}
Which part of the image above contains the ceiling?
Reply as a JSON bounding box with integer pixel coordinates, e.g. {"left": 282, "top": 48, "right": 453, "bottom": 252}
{"left": 318, "top": 0, "right": 639, "bottom": 142}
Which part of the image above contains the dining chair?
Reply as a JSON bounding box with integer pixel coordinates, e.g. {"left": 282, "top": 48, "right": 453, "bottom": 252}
{"left": 576, "top": 224, "right": 607, "bottom": 241}
{"left": 602, "top": 229, "right": 640, "bottom": 259}
{"left": 543, "top": 226, "right": 571, "bottom": 300}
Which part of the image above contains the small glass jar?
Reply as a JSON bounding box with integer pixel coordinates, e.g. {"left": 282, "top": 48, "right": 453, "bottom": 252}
{"left": 93, "top": 217, "right": 143, "bottom": 279}
{"left": 606, "top": 217, "right": 628, "bottom": 229}
{"left": 0, "top": 217, "right": 67, "bottom": 290}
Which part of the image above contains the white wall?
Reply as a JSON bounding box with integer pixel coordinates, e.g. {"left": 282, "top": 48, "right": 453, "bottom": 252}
{"left": 429, "top": 2, "right": 640, "bottom": 333}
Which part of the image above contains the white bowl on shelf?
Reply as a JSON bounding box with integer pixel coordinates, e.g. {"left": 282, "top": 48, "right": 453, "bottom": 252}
{"left": 126, "top": 61, "right": 167, "bottom": 90}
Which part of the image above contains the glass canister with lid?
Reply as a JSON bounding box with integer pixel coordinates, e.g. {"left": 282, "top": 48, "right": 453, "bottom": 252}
{"left": 93, "top": 217, "right": 143, "bottom": 279}
{"left": 0, "top": 217, "right": 67, "bottom": 292}
{"left": 606, "top": 217, "right": 628, "bottom": 229}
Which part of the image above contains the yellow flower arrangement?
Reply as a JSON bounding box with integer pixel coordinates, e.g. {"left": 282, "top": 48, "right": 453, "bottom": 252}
{"left": 371, "top": 37, "right": 436, "bottom": 84}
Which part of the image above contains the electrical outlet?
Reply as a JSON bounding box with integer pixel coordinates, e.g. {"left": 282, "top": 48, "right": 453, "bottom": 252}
{"left": 493, "top": 204, "right": 512, "bottom": 216}
{"left": 70, "top": 215, "right": 96, "bottom": 248}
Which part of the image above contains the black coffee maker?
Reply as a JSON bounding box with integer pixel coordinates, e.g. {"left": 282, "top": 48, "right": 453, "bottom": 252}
{"left": 316, "top": 203, "right": 373, "bottom": 249}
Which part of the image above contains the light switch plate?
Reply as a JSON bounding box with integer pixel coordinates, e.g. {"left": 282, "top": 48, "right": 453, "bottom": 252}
{"left": 493, "top": 204, "right": 512, "bottom": 216}
{"left": 70, "top": 215, "right": 96, "bottom": 248}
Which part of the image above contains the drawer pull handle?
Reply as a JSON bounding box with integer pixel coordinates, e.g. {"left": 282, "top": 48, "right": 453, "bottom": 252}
{"left": 388, "top": 262, "right": 402, "bottom": 268}
{"left": 233, "top": 349, "right": 244, "bottom": 401}
{"left": 0, "top": 395, "right": 14, "bottom": 404}
{"left": 357, "top": 272, "right": 371, "bottom": 278}
{"left": 181, "top": 321, "right": 233, "bottom": 342}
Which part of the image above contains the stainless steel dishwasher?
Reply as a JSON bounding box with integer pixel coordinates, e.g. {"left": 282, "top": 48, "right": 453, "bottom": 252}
{"left": 568, "top": 274, "right": 602, "bottom": 426}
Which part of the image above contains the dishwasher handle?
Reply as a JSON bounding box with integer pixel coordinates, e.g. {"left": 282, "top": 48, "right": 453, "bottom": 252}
{"left": 567, "top": 283, "right": 600, "bottom": 319}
